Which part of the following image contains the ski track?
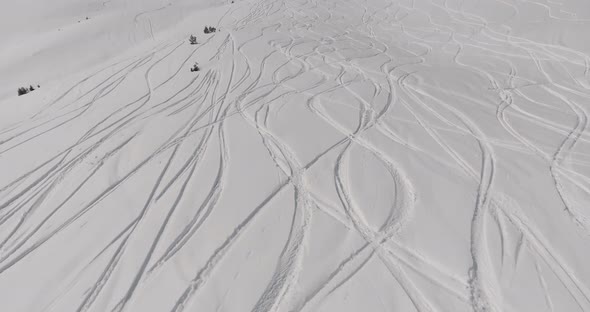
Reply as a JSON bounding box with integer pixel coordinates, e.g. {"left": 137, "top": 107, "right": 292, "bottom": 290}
{"left": 1, "top": 0, "right": 590, "bottom": 311}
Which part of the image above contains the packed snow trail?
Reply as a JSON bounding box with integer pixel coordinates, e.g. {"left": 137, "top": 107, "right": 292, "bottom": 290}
{"left": 1, "top": 0, "right": 590, "bottom": 311}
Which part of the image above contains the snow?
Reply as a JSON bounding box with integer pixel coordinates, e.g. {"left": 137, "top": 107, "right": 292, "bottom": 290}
{"left": 1, "top": 0, "right": 590, "bottom": 311}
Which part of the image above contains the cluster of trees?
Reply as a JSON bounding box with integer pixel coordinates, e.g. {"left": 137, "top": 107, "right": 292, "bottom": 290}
{"left": 187, "top": 25, "right": 219, "bottom": 72}
{"left": 18, "top": 85, "right": 39, "bottom": 96}
{"left": 189, "top": 25, "right": 217, "bottom": 44}
{"left": 203, "top": 26, "right": 217, "bottom": 34}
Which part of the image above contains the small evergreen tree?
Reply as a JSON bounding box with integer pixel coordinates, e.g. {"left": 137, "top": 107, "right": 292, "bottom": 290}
{"left": 29, "top": 85, "right": 35, "bottom": 91}
{"left": 18, "top": 87, "right": 28, "bottom": 96}
{"left": 204, "top": 26, "right": 210, "bottom": 34}
{"left": 189, "top": 35, "right": 197, "bottom": 45}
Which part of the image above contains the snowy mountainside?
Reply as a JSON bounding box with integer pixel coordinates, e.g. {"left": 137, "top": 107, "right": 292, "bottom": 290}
{"left": 1, "top": 0, "right": 590, "bottom": 311}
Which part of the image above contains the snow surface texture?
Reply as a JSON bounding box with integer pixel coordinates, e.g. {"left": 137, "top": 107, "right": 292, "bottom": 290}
{"left": 1, "top": 0, "right": 590, "bottom": 311}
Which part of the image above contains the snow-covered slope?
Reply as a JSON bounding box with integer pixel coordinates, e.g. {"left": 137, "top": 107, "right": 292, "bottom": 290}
{"left": 1, "top": 0, "right": 590, "bottom": 311}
